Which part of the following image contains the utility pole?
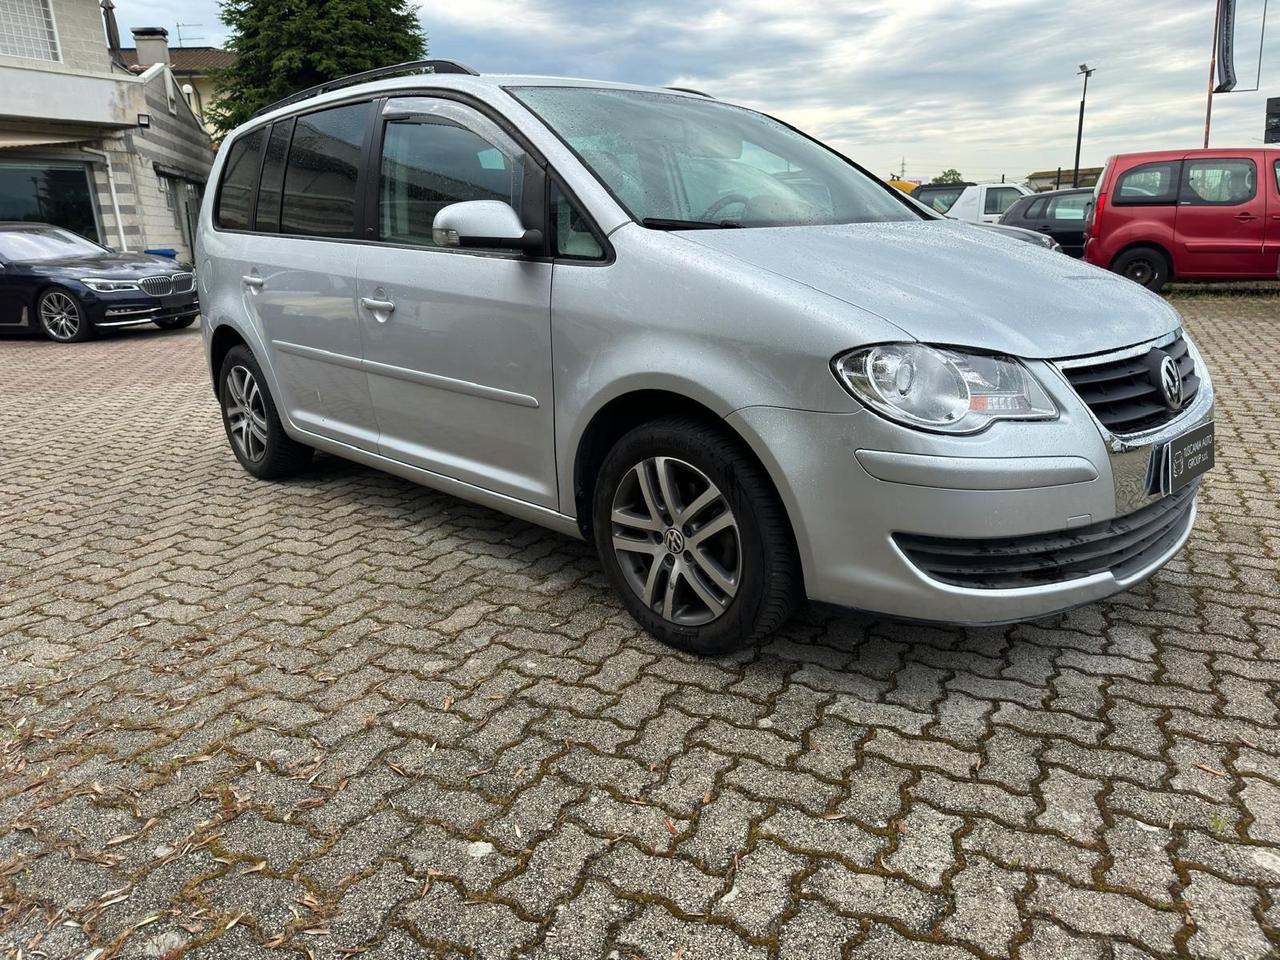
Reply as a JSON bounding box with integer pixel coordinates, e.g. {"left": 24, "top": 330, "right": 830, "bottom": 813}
{"left": 1073, "top": 64, "right": 1095, "bottom": 188}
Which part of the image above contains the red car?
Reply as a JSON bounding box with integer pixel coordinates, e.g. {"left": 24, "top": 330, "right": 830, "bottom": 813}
{"left": 1084, "top": 147, "right": 1280, "bottom": 292}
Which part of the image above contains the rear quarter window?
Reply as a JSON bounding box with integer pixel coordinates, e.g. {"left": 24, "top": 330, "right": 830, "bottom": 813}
{"left": 1113, "top": 161, "right": 1180, "bottom": 205}
{"left": 215, "top": 127, "right": 266, "bottom": 230}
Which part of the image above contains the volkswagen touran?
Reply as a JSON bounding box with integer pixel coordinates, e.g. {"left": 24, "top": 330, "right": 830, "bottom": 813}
{"left": 196, "top": 61, "right": 1215, "bottom": 654}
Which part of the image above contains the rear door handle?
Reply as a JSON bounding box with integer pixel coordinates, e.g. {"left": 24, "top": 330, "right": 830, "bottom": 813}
{"left": 242, "top": 275, "right": 264, "bottom": 289}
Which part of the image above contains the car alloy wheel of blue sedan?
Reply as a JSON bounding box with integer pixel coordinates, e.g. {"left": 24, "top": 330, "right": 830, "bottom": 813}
{"left": 0, "top": 222, "right": 200, "bottom": 343}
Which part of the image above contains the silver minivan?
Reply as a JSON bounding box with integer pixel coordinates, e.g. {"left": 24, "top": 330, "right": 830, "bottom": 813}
{"left": 197, "top": 61, "right": 1215, "bottom": 654}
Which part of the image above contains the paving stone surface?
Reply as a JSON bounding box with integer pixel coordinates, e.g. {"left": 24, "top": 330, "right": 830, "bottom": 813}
{"left": 1, "top": 291, "right": 1278, "bottom": 959}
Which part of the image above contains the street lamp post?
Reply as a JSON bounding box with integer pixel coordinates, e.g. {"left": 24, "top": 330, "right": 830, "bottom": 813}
{"left": 1072, "top": 63, "right": 1095, "bottom": 188}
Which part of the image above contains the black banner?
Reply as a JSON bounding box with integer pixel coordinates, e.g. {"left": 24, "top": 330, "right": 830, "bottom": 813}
{"left": 1267, "top": 97, "right": 1280, "bottom": 143}
{"left": 1215, "top": 0, "right": 1238, "bottom": 93}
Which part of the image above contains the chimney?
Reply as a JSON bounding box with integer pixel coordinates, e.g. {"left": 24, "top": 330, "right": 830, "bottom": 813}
{"left": 131, "top": 26, "right": 170, "bottom": 67}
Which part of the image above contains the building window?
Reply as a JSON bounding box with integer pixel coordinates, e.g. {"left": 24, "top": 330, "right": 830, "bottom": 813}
{"left": 0, "top": 0, "right": 60, "bottom": 62}
{"left": 0, "top": 162, "right": 99, "bottom": 241}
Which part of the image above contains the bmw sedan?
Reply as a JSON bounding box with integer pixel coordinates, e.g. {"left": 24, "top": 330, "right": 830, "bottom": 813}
{"left": 0, "top": 223, "right": 199, "bottom": 342}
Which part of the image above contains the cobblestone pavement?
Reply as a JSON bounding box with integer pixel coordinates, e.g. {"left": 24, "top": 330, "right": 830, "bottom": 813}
{"left": 1, "top": 293, "right": 1278, "bottom": 960}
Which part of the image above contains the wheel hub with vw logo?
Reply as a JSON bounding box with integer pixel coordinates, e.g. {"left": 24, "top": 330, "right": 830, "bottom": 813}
{"left": 610, "top": 456, "right": 742, "bottom": 626}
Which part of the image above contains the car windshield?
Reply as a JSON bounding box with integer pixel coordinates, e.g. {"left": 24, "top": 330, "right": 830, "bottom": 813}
{"left": 0, "top": 226, "right": 104, "bottom": 262}
{"left": 509, "top": 86, "right": 920, "bottom": 229}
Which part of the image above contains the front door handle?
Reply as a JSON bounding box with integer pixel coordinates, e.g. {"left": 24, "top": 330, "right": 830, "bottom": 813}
{"left": 360, "top": 296, "right": 396, "bottom": 322}
{"left": 1235, "top": 212, "right": 1259, "bottom": 222}
{"left": 242, "top": 275, "right": 264, "bottom": 289}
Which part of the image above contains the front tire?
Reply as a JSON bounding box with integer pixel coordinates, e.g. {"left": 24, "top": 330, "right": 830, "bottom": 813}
{"left": 38, "top": 287, "right": 94, "bottom": 342}
{"left": 218, "top": 345, "right": 313, "bottom": 479}
{"left": 593, "top": 418, "right": 801, "bottom": 654}
{"left": 1112, "top": 246, "right": 1170, "bottom": 293}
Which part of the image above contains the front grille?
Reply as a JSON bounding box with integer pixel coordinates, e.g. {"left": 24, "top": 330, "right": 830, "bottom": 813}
{"left": 895, "top": 483, "right": 1197, "bottom": 590}
{"left": 1061, "top": 335, "right": 1200, "bottom": 435}
{"left": 140, "top": 275, "right": 173, "bottom": 296}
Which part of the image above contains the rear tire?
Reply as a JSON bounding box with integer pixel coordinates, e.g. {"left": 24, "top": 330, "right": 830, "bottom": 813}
{"left": 156, "top": 316, "right": 196, "bottom": 330}
{"left": 218, "top": 344, "right": 313, "bottom": 479}
{"left": 592, "top": 417, "right": 801, "bottom": 655}
{"left": 37, "top": 287, "right": 94, "bottom": 342}
{"left": 1112, "top": 246, "right": 1170, "bottom": 293}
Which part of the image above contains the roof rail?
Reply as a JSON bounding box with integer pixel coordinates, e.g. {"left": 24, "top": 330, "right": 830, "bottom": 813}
{"left": 665, "top": 86, "right": 715, "bottom": 99}
{"left": 251, "top": 59, "right": 479, "bottom": 119}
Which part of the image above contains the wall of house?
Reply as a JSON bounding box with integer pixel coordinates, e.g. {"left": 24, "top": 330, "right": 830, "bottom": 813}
{"left": 47, "top": 0, "right": 111, "bottom": 73}
{"left": 119, "top": 70, "right": 213, "bottom": 259}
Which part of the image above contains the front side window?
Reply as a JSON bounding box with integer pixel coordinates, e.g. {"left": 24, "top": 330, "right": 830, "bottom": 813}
{"left": 0, "top": 0, "right": 59, "bottom": 61}
{"left": 377, "top": 98, "right": 525, "bottom": 248}
{"left": 1181, "top": 159, "right": 1256, "bottom": 206}
{"left": 510, "top": 86, "right": 917, "bottom": 228}
{"left": 1114, "top": 161, "right": 1180, "bottom": 205}
{"left": 215, "top": 127, "right": 265, "bottom": 230}
{"left": 0, "top": 226, "right": 103, "bottom": 262}
{"left": 1046, "top": 193, "right": 1090, "bottom": 220}
{"left": 280, "top": 102, "right": 371, "bottom": 238}
{"left": 983, "top": 187, "right": 1022, "bottom": 216}
{"left": 551, "top": 181, "right": 604, "bottom": 260}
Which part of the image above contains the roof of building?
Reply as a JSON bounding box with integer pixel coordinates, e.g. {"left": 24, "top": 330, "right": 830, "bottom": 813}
{"left": 120, "top": 46, "right": 236, "bottom": 74}
{"left": 1026, "top": 167, "right": 1104, "bottom": 179}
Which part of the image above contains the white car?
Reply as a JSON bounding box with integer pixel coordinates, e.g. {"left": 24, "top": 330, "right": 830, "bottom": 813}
{"left": 912, "top": 181, "right": 1033, "bottom": 223}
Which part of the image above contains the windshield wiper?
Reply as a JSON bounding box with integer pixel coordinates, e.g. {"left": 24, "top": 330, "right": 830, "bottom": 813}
{"left": 641, "top": 217, "right": 742, "bottom": 230}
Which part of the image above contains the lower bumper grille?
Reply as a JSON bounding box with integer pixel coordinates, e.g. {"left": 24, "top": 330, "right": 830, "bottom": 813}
{"left": 895, "top": 483, "right": 1197, "bottom": 589}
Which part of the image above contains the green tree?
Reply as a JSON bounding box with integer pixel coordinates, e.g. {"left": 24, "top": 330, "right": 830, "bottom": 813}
{"left": 931, "top": 168, "right": 964, "bottom": 184}
{"left": 208, "top": 0, "right": 427, "bottom": 132}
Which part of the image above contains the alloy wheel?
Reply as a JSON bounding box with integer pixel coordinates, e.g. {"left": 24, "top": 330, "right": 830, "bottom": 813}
{"left": 610, "top": 456, "right": 741, "bottom": 626}
{"left": 40, "top": 292, "right": 81, "bottom": 341}
{"left": 224, "top": 365, "right": 269, "bottom": 462}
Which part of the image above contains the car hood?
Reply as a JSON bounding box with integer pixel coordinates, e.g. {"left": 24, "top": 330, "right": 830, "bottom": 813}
{"left": 680, "top": 219, "right": 1180, "bottom": 359}
{"left": 23, "top": 251, "right": 189, "bottom": 277}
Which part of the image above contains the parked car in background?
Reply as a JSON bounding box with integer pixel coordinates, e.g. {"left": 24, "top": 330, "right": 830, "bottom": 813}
{"left": 1084, "top": 148, "right": 1280, "bottom": 291}
{"left": 0, "top": 224, "right": 199, "bottom": 342}
{"left": 896, "top": 188, "right": 1062, "bottom": 252}
{"left": 199, "top": 63, "right": 1214, "bottom": 654}
{"left": 912, "top": 181, "right": 1033, "bottom": 222}
{"left": 999, "top": 187, "right": 1093, "bottom": 257}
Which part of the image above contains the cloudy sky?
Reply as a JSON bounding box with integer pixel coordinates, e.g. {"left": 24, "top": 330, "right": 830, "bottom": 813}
{"left": 116, "top": 0, "right": 1277, "bottom": 183}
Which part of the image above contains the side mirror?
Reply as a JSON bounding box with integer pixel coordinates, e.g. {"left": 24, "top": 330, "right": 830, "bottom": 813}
{"left": 432, "top": 201, "right": 542, "bottom": 252}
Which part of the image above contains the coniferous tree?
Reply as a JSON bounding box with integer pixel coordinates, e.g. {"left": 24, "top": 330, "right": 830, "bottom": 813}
{"left": 208, "top": 0, "right": 427, "bottom": 132}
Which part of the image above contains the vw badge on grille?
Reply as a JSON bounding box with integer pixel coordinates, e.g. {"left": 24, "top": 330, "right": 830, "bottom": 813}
{"left": 1158, "top": 354, "right": 1182, "bottom": 410}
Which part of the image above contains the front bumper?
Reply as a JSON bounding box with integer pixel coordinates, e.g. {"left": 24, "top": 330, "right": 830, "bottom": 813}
{"left": 81, "top": 289, "right": 200, "bottom": 328}
{"left": 727, "top": 355, "right": 1214, "bottom": 626}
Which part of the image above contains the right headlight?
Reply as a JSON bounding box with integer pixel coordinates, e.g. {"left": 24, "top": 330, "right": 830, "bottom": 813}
{"left": 81, "top": 278, "right": 140, "bottom": 292}
{"left": 832, "top": 343, "right": 1058, "bottom": 434}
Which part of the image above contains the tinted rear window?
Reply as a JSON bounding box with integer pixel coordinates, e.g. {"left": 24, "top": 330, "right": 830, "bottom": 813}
{"left": 215, "top": 127, "right": 265, "bottom": 230}
{"left": 280, "top": 102, "right": 371, "bottom": 238}
{"left": 914, "top": 185, "right": 964, "bottom": 214}
{"left": 254, "top": 119, "right": 293, "bottom": 232}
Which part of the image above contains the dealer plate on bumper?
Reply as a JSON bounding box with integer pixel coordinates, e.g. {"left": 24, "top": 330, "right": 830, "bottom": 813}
{"left": 1160, "top": 421, "right": 1214, "bottom": 495}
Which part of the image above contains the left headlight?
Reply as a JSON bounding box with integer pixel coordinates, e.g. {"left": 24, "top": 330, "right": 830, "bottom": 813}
{"left": 81, "top": 278, "right": 141, "bottom": 292}
{"left": 832, "top": 343, "right": 1058, "bottom": 434}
